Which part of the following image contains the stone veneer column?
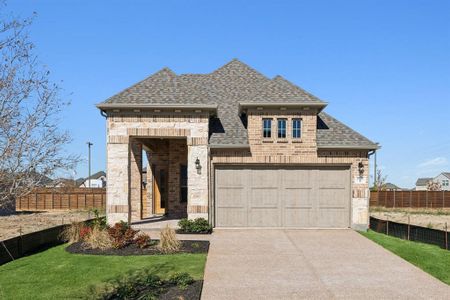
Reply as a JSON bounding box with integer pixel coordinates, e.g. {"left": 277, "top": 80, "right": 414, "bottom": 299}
{"left": 106, "top": 137, "right": 129, "bottom": 225}
{"left": 130, "top": 139, "right": 142, "bottom": 222}
{"left": 187, "top": 140, "right": 209, "bottom": 220}
{"left": 351, "top": 159, "right": 370, "bottom": 231}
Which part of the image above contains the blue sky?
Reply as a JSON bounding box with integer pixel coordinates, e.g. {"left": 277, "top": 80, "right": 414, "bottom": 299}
{"left": 6, "top": 0, "right": 450, "bottom": 187}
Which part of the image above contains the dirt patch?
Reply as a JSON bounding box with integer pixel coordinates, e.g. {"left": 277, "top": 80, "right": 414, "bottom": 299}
{"left": 371, "top": 211, "right": 450, "bottom": 230}
{"left": 66, "top": 240, "right": 209, "bottom": 256}
{"left": 0, "top": 211, "right": 99, "bottom": 241}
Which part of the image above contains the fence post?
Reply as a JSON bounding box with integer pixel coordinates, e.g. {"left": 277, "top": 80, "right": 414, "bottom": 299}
{"left": 393, "top": 190, "right": 396, "bottom": 208}
{"left": 386, "top": 216, "right": 389, "bottom": 236}
{"left": 426, "top": 190, "right": 428, "bottom": 209}
{"left": 407, "top": 215, "right": 410, "bottom": 241}
{"left": 443, "top": 190, "right": 445, "bottom": 209}
{"left": 410, "top": 191, "right": 412, "bottom": 209}
{"left": 445, "top": 222, "right": 448, "bottom": 251}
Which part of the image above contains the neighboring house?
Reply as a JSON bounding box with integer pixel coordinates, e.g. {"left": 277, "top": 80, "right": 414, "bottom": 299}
{"left": 96, "top": 59, "right": 378, "bottom": 230}
{"left": 48, "top": 178, "right": 77, "bottom": 188}
{"left": 78, "top": 171, "right": 106, "bottom": 188}
{"left": 432, "top": 172, "right": 450, "bottom": 191}
{"left": 415, "top": 173, "right": 450, "bottom": 191}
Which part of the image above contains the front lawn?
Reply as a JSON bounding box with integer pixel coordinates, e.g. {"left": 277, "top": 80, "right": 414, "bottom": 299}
{"left": 360, "top": 230, "right": 450, "bottom": 285}
{"left": 0, "top": 244, "right": 207, "bottom": 299}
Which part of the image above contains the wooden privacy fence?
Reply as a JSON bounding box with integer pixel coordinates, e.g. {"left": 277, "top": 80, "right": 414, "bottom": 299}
{"left": 16, "top": 188, "right": 106, "bottom": 211}
{"left": 370, "top": 191, "right": 450, "bottom": 208}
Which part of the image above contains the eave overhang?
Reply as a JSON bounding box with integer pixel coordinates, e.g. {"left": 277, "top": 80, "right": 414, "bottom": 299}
{"left": 239, "top": 102, "right": 328, "bottom": 113}
{"left": 96, "top": 103, "right": 218, "bottom": 114}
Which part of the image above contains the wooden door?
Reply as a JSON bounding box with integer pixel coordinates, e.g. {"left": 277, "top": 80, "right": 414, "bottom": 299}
{"left": 153, "top": 167, "right": 167, "bottom": 215}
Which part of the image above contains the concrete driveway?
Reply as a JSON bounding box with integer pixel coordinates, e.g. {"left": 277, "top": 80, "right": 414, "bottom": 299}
{"left": 201, "top": 230, "right": 450, "bottom": 299}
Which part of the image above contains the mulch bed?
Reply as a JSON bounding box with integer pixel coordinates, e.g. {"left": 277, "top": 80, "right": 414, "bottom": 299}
{"left": 66, "top": 240, "right": 209, "bottom": 256}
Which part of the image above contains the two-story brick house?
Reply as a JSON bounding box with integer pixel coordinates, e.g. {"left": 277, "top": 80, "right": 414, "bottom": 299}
{"left": 97, "top": 59, "right": 378, "bottom": 230}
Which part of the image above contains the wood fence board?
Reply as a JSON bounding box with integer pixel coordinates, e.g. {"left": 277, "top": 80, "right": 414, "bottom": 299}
{"left": 16, "top": 188, "right": 106, "bottom": 211}
{"left": 371, "top": 191, "right": 450, "bottom": 208}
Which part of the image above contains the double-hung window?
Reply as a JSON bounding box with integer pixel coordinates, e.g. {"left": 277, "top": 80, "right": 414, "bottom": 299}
{"left": 277, "top": 119, "right": 287, "bottom": 138}
{"left": 292, "top": 118, "right": 301, "bottom": 139}
{"left": 263, "top": 118, "right": 272, "bottom": 138}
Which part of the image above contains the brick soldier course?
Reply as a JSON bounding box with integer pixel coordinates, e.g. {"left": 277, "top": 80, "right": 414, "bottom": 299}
{"left": 97, "top": 59, "right": 378, "bottom": 230}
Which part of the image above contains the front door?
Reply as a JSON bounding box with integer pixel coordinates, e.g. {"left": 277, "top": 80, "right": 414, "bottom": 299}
{"left": 153, "top": 166, "right": 168, "bottom": 215}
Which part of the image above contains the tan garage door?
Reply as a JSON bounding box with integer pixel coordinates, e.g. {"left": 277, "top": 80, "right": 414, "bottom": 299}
{"left": 215, "top": 166, "right": 350, "bottom": 228}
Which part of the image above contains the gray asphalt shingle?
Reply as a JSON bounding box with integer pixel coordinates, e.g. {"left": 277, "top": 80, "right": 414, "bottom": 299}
{"left": 100, "top": 59, "right": 377, "bottom": 149}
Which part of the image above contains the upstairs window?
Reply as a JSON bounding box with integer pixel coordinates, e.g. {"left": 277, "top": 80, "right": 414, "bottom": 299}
{"left": 292, "top": 119, "right": 302, "bottom": 138}
{"left": 443, "top": 179, "right": 449, "bottom": 187}
{"left": 277, "top": 119, "right": 287, "bottom": 138}
{"left": 263, "top": 118, "right": 272, "bottom": 138}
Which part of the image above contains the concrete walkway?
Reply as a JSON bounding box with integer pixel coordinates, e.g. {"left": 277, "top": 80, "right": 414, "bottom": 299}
{"left": 202, "top": 229, "right": 450, "bottom": 299}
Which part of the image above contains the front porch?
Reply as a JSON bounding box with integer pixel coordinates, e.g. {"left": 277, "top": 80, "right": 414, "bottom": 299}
{"left": 106, "top": 127, "right": 210, "bottom": 225}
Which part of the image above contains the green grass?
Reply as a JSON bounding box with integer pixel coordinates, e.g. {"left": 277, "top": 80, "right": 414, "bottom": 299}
{"left": 0, "top": 245, "right": 207, "bottom": 299}
{"left": 361, "top": 230, "right": 450, "bottom": 285}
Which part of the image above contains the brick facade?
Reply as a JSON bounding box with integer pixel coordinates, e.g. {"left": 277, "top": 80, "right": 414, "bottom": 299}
{"left": 210, "top": 109, "right": 370, "bottom": 230}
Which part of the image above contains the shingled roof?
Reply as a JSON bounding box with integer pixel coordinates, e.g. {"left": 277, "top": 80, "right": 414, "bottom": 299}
{"left": 98, "top": 59, "right": 377, "bottom": 150}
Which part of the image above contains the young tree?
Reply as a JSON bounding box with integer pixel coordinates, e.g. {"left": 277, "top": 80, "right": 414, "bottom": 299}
{"left": 0, "top": 5, "right": 79, "bottom": 210}
{"left": 374, "top": 169, "right": 387, "bottom": 191}
{"left": 427, "top": 180, "right": 441, "bottom": 191}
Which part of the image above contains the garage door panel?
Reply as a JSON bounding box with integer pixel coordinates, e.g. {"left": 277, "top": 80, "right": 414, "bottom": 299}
{"left": 250, "top": 188, "right": 278, "bottom": 208}
{"left": 318, "top": 189, "right": 348, "bottom": 208}
{"left": 248, "top": 208, "right": 280, "bottom": 227}
{"left": 250, "top": 169, "right": 278, "bottom": 187}
{"left": 317, "top": 209, "right": 349, "bottom": 228}
{"left": 284, "top": 208, "right": 315, "bottom": 227}
{"left": 282, "top": 169, "right": 312, "bottom": 188}
{"left": 283, "top": 188, "right": 313, "bottom": 207}
{"left": 216, "top": 208, "right": 247, "bottom": 227}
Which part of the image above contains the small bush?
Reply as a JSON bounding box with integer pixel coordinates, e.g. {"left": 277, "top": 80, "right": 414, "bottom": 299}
{"left": 158, "top": 225, "right": 181, "bottom": 254}
{"left": 178, "top": 218, "right": 212, "bottom": 233}
{"left": 134, "top": 232, "right": 151, "bottom": 249}
{"left": 108, "top": 221, "right": 138, "bottom": 249}
{"left": 84, "top": 227, "right": 112, "bottom": 250}
{"left": 79, "top": 225, "right": 93, "bottom": 241}
{"left": 59, "top": 222, "right": 82, "bottom": 244}
{"left": 90, "top": 209, "right": 107, "bottom": 229}
{"left": 87, "top": 269, "right": 163, "bottom": 300}
{"left": 168, "top": 272, "right": 194, "bottom": 290}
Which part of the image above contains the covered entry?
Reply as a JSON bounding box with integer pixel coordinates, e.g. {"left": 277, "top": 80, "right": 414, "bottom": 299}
{"left": 215, "top": 166, "right": 351, "bottom": 228}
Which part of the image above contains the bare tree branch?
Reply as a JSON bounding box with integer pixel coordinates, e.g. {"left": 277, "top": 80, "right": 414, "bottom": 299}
{"left": 0, "top": 4, "right": 80, "bottom": 210}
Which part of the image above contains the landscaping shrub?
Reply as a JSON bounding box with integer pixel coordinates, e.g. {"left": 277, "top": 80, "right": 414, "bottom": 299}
{"left": 90, "top": 209, "right": 107, "bottom": 230}
{"left": 158, "top": 225, "right": 181, "bottom": 254}
{"left": 108, "top": 221, "right": 138, "bottom": 249}
{"left": 84, "top": 227, "right": 113, "bottom": 250}
{"left": 60, "top": 222, "right": 82, "bottom": 244}
{"left": 87, "top": 269, "right": 163, "bottom": 300}
{"left": 168, "top": 272, "right": 194, "bottom": 290}
{"left": 178, "top": 217, "right": 212, "bottom": 233}
{"left": 134, "top": 232, "right": 152, "bottom": 249}
{"left": 79, "top": 225, "right": 93, "bottom": 241}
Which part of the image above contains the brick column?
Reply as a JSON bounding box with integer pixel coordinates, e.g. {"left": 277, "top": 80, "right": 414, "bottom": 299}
{"left": 187, "top": 141, "right": 209, "bottom": 220}
{"left": 130, "top": 139, "right": 142, "bottom": 222}
{"left": 106, "top": 136, "right": 129, "bottom": 225}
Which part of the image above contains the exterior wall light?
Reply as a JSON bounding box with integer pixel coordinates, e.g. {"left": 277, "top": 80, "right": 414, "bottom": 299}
{"left": 195, "top": 157, "right": 201, "bottom": 174}
{"left": 358, "top": 162, "right": 364, "bottom": 176}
